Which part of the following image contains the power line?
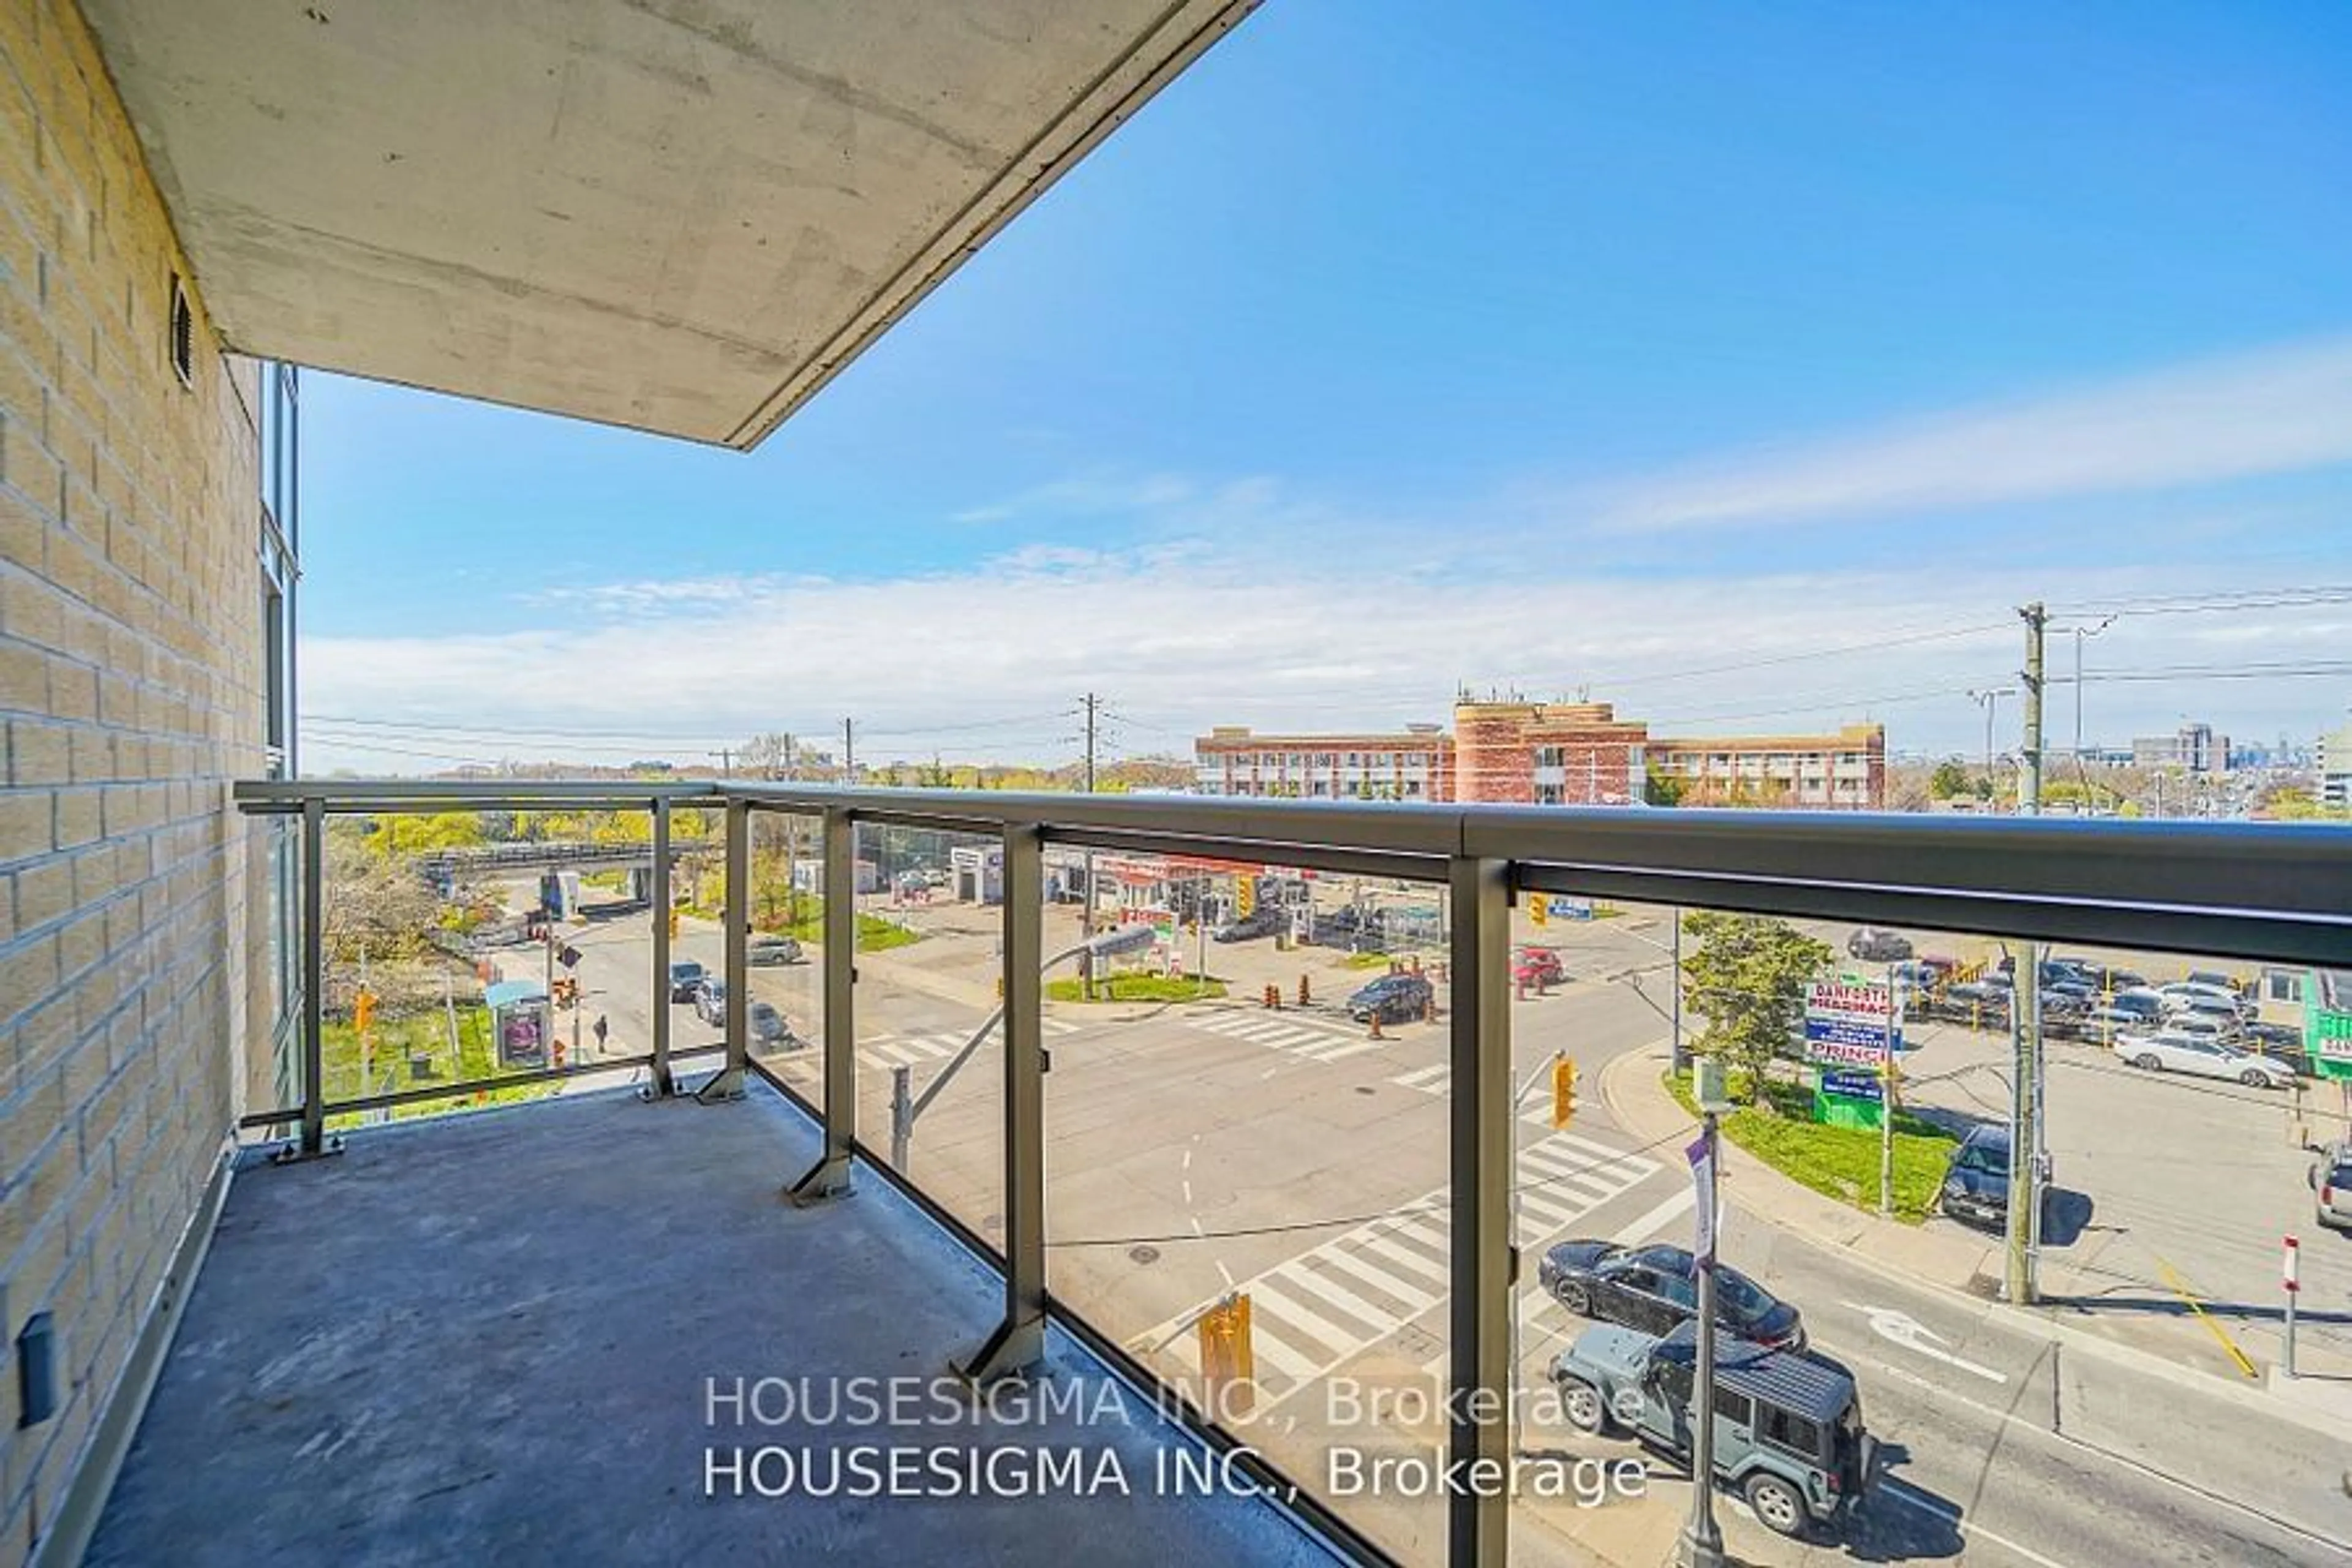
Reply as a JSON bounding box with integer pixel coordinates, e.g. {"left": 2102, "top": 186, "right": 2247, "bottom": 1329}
{"left": 1585, "top": 620, "right": 2013, "bottom": 692}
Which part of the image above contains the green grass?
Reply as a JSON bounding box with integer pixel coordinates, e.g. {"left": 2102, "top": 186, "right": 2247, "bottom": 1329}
{"left": 320, "top": 1004, "right": 562, "bottom": 1129}
{"left": 1665, "top": 1067, "right": 1957, "bottom": 1224}
{"left": 1044, "top": 973, "right": 1229, "bottom": 1004}
{"left": 684, "top": 897, "right": 921, "bottom": 951}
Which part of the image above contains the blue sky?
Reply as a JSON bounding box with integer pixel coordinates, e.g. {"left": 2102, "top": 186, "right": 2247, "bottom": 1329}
{"left": 298, "top": 1, "right": 2352, "bottom": 773}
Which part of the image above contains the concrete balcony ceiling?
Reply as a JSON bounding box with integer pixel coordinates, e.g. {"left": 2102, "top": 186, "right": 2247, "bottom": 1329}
{"left": 80, "top": 0, "right": 1254, "bottom": 446}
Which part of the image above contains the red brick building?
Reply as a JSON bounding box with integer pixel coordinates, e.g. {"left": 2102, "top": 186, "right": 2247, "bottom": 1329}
{"left": 1196, "top": 703, "right": 1885, "bottom": 810}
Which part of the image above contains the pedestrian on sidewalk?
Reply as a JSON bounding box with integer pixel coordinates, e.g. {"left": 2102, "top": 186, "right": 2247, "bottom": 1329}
{"left": 592, "top": 1013, "right": 608, "bottom": 1050}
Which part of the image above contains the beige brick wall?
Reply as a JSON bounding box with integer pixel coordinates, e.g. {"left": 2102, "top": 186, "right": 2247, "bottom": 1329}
{"left": 0, "top": 2, "right": 265, "bottom": 1562}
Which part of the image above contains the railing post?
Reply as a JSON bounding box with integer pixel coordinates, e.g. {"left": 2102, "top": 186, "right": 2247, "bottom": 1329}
{"left": 706, "top": 796, "right": 749, "bottom": 1101}
{"left": 646, "top": 796, "right": 676, "bottom": 1098}
{"left": 788, "top": 806, "right": 858, "bottom": 1203}
{"left": 274, "top": 796, "right": 341, "bottom": 1163}
{"left": 959, "top": 820, "right": 1046, "bottom": 1384}
{"left": 1448, "top": 854, "right": 1510, "bottom": 1567}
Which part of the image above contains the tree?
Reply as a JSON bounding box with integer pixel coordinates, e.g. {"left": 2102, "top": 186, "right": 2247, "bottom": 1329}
{"left": 1679, "top": 911, "right": 1830, "bottom": 1103}
{"left": 323, "top": 835, "right": 440, "bottom": 967}
{"left": 1644, "top": 766, "right": 1687, "bottom": 807}
{"left": 1929, "top": 760, "right": 1971, "bottom": 800}
{"left": 369, "top": 812, "right": 484, "bottom": 858}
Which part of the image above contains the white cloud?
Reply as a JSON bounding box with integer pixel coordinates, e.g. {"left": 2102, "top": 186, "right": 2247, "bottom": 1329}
{"left": 299, "top": 547, "right": 2352, "bottom": 774}
{"left": 1589, "top": 333, "right": 2352, "bottom": 532}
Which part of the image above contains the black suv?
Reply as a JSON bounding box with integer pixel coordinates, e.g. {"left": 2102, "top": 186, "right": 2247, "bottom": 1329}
{"left": 1346, "top": 973, "right": 1433, "bottom": 1024}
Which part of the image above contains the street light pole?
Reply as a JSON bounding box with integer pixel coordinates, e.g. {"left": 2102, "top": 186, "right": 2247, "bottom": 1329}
{"left": 1680, "top": 1106, "right": 1725, "bottom": 1568}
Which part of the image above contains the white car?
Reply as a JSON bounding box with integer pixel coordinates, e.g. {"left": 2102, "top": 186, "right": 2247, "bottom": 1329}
{"left": 2157, "top": 981, "right": 2256, "bottom": 1019}
{"left": 2118, "top": 1030, "right": 2295, "bottom": 1088}
{"left": 2157, "top": 1011, "right": 2241, "bottom": 1046}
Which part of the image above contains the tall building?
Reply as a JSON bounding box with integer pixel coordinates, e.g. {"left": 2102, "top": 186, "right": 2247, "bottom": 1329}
{"left": 2132, "top": 723, "right": 2230, "bottom": 773}
{"left": 1195, "top": 702, "right": 1887, "bottom": 809}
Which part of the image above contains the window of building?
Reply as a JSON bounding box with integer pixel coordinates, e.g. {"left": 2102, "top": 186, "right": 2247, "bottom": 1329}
{"left": 1535, "top": 784, "right": 1564, "bottom": 805}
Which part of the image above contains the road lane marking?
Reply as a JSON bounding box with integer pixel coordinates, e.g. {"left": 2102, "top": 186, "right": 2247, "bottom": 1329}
{"left": 1609, "top": 1188, "right": 1695, "bottom": 1246}
{"left": 1875, "top": 1482, "right": 2076, "bottom": 1568}
{"left": 1137, "top": 1128, "right": 1672, "bottom": 1409}
{"left": 1839, "top": 1302, "right": 2008, "bottom": 1383}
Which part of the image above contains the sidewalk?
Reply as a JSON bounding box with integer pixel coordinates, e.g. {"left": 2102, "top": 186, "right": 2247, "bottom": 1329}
{"left": 1599, "top": 1041, "right": 2352, "bottom": 1444}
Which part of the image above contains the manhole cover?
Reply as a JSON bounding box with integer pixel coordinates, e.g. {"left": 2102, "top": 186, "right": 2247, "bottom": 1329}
{"left": 1129, "top": 1245, "right": 1161, "bottom": 1266}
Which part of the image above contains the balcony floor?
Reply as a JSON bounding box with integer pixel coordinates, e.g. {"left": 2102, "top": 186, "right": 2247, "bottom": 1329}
{"left": 86, "top": 1079, "right": 1341, "bottom": 1567}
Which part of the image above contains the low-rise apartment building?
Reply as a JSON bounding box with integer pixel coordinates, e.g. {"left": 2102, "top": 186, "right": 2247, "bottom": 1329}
{"left": 1196, "top": 702, "right": 1886, "bottom": 810}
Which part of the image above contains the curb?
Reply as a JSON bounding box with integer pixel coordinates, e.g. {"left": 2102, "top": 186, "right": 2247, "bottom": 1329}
{"left": 1597, "top": 1043, "right": 2352, "bottom": 1449}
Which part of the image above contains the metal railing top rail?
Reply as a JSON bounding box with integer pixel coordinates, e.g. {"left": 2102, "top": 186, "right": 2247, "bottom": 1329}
{"left": 233, "top": 777, "right": 2352, "bottom": 963}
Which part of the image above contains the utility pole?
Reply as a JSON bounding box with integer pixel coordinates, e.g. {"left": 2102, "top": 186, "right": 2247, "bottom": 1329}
{"left": 2009, "top": 608, "right": 2046, "bottom": 1306}
{"left": 842, "top": 719, "right": 854, "bottom": 786}
{"left": 2020, "top": 603, "right": 2045, "bottom": 817}
{"left": 710, "top": 748, "right": 733, "bottom": 777}
{"left": 1080, "top": 693, "right": 1099, "bottom": 1000}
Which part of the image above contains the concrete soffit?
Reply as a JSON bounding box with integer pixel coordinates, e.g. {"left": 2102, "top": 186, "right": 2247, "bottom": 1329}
{"left": 78, "top": 0, "right": 1258, "bottom": 447}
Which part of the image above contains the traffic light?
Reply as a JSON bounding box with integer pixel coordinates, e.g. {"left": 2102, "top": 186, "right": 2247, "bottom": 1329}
{"left": 1529, "top": 893, "right": 1550, "bottom": 928}
{"left": 1236, "top": 876, "right": 1256, "bottom": 918}
{"left": 1196, "top": 1292, "right": 1256, "bottom": 1413}
{"left": 353, "top": 987, "right": 375, "bottom": 1035}
{"left": 1551, "top": 1054, "right": 1578, "bottom": 1129}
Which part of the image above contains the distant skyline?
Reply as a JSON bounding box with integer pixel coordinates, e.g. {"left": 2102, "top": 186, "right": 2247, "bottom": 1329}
{"left": 295, "top": 1, "right": 2352, "bottom": 775}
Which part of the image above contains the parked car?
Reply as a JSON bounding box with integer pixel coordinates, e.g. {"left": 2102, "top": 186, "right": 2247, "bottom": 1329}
{"left": 1513, "top": 948, "right": 1566, "bottom": 989}
{"left": 2242, "top": 1022, "right": 2312, "bottom": 1076}
{"left": 1345, "top": 973, "right": 1433, "bottom": 1024}
{"left": 2117, "top": 1030, "right": 2296, "bottom": 1087}
{"left": 1847, "top": 927, "right": 1913, "bottom": 962}
{"left": 2052, "top": 959, "right": 2144, "bottom": 994}
{"left": 2065, "top": 1005, "right": 2144, "bottom": 1046}
{"left": 1539, "top": 1241, "right": 1804, "bottom": 1351}
{"left": 1934, "top": 982, "right": 2011, "bottom": 1027}
{"left": 2311, "top": 1140, "right": 2352, "bottom": 1232}
{"left": 2157, "top": 1007, "right": 2243, "bottom": 1046}
{"left": 1548, "top": 1322, "right": 1873, "bottom": 1540}
{"left": 693, "top": 976, "right": 728, "bottom": 1026}
{"left": 746, "top": 1000, "right": 797, "bottom": 1048}
{"left": 746, "top": 935, "right": 803, "bottom": 967}
{"left": 1888, "top": 960, "right": 1946, "bottom": 992}
{"left": 2185, "top": 970, "right": 2246, "bottom": 995}
{"left": 666, "top": 959, "right": 707, "bottom": 1002}
{"left": 2107, "top": 987, "right": 2167, "bottom": 1022}
{"left": 1937, "top": 1125, "right": 2013, "bottom": 1229}
{"left": 1212, "top": 907, "right": 1285, "bottom": 943}
{"left": 2158, "top": 981, "right": 2256, "bottom": 1019}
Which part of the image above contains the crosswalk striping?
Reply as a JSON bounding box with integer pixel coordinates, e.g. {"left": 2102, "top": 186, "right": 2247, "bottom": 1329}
{"left": 851, "top": 1017, "right": 1077, "bottom": 1072}
{"left": 1139, "top": 1128, "right": 1662, "bottom": 1409}
{"left": 1386, "top": 1061, "right": 1560, "bottom": 1123}
{"left": 1177, "top": 1009, "right": 1395, "bottom": 1064}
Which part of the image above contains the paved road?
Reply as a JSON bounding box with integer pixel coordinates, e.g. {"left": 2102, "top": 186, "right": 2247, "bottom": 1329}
{"left": 476, "top": 893, "right": 2352, "bottom": 1566}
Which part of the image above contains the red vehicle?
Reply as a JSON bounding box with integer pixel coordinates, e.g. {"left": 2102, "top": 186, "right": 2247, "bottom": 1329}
{"left": 1514, "top": 948, "right": 1566, "bottom": 990}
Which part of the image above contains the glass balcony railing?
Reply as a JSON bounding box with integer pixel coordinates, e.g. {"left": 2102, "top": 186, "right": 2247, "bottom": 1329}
{"left": 231, "top": 778, "right": 2352, "bottom": 1567}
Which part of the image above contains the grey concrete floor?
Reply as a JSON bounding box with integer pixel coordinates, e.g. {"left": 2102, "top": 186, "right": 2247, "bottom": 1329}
{"left": 85, "top": 1084, "right": 1348, "bottom": 1568}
